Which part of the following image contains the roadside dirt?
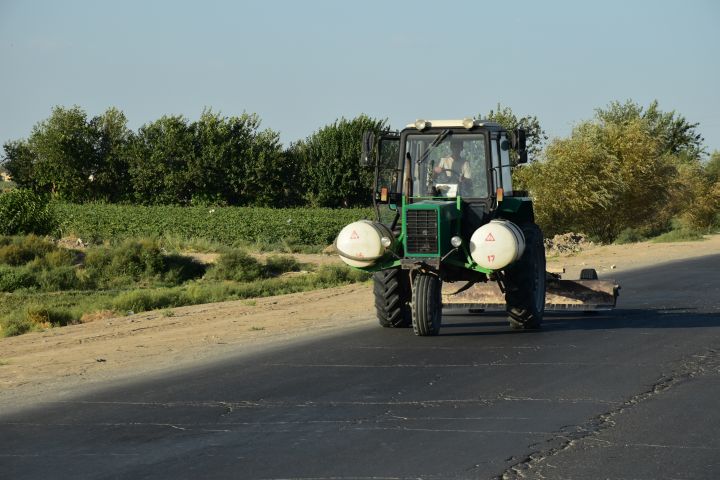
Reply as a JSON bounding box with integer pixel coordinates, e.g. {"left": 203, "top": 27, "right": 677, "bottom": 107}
{"left": 1, "top": 235, "right": 719, "bottom": 405}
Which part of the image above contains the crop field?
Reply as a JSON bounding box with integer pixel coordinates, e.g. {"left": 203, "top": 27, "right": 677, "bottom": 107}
{"left": 54, "top": 203, "right": 374, "bottom": 248}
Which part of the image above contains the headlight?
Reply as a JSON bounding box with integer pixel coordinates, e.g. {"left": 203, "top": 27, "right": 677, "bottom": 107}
{"left": 462, "top": 117, "right": 475, "bottom": 130}
{"left": 380, "top": 236, "right": 393, "bottom": 248}
{"left": 450, "top": 236, "right": 463, "bottom": 248}
{"left": 414, "top": 119, "right": 429, "bottom": 131}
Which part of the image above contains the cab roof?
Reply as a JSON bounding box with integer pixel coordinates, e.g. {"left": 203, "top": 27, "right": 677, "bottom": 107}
{"left": 404, "top": 118, "right": 504, "bottom": 131}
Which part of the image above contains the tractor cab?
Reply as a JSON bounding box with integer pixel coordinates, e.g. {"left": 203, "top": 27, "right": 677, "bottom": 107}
{"left": 366, "top": 119, "right": 527, "bottom": 222}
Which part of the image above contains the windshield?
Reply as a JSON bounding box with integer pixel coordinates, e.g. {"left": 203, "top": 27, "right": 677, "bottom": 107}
{"left": 406, "top": 132, "right": 488, "bottom": 198}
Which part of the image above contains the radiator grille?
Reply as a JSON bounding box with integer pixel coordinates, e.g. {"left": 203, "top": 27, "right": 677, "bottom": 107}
{"left": 406, "top": 210, "right": 438, "bottom": 254}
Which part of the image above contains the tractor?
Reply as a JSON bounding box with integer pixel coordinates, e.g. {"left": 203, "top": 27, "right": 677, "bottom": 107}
{"left": 335, "top": 118, "right": 618, "bottom": 336}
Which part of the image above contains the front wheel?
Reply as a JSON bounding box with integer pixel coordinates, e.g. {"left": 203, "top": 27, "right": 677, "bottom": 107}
{"left": 373, "top": 269, "right": 411, "bottom": 328}
{"left": 504, "top": 223, "right": 546, "bottom": 330}
{"left": 411, "top": 272, "right": 442, "bottom": 336}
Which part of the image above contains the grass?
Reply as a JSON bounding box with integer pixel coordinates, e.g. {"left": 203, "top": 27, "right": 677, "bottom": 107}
{"left": 651, "top": 229, "right": 706, "bottom": 243}
{"left": 0, "top": 235, "right": 370, "bottom": 338}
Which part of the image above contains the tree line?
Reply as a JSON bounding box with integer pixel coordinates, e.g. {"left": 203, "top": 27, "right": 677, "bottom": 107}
{"left": 2, "top": 106, "right": 386, "bottom": 207}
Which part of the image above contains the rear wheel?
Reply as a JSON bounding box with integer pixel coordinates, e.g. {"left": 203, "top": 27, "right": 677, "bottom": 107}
{"left": 504, "top": 223, "right": 546, "bottom": 330}
{"left": 412, "top": 272, "right": 442, "bottom": 336}
{"left": 373, "top": 269, "right": 411, "bottom": 328}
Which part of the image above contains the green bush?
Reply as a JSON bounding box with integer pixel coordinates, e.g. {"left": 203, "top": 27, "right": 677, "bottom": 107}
{"left": 35, "top": 266, "right": 81, "bottom": 291}
{"left": 613, "top": 228, "right": 648, "bottom": 245}
{"left": 112, "top": 289, "right": 184, "bottom": 313}
{"left": 206, "top": 250, "right": 265, "bottom": 282}
{"left": 84, "top": 239, "right": 165, "bottom": 286}
{"left": 315, "top": 264, "right": 371, "bottom": 284}
{"left": 0, "top": 265, "right": 36, "bottom": 292}
{"left": 263, "top": 255, "right": 302, "bottom": 277}
{"left": 0, "top": 189, "right": 55, "bottom": 235}
{"left": 651, "top": 229, "right": 706, "bottom": 243}
{"left": 0, "top": 235, "right": 57, "bottom": 265}
{"left": 161, "top": 254, "right": 207, "bottom": 285}
{"left": 1, "top": 305, "right": 79, "bottom": 336}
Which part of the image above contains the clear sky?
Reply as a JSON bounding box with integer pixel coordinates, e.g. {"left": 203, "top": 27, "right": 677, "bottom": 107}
{"left": 1, "top": 0, "right": 719, "bottom": 154}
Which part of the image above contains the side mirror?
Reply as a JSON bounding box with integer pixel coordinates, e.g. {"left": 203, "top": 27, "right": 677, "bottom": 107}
{"left": 513, "top": 128, "right": 528, "bottom": 164}
{"left": 360, "top": 131, "right": 375, "bottom": 167}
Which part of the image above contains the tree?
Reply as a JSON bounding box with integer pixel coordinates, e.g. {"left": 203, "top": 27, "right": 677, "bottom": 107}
{"left": 516, "top": 117, "right": 677, "bottom": 241}
{"left": 479, "top": 104, "right": 547, "bottom": 160}
{"left": 705, "top": 150, "right": 720, "bottom": 184}
{"left": 295, "top": 115, "right": 388, "bottom": 207}
{"left": 189, "top": 110, "right": 287, "bottom": 207}
{"left": 26, "top": 106, "right": 98, "bottom": 202}
{"left": 128, "top": 115, "right": 196, "bottom": 205}
{"left": 89, "top": 107, "right": 133, "bottom": 202}
{"left": 595, "top": 99, "right": 705, "bottom": 160}
{"left": 2, "top": 106, "right": 134, "bottom": 203}
{"left": 2, "top": 139, "right": 38, "bottom": 190}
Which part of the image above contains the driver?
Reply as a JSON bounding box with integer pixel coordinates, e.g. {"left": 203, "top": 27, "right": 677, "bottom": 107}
{"left": 434, "top": 140, "right": 471, "bottom": 180}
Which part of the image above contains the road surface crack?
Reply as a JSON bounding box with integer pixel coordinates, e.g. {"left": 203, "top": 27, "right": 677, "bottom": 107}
{"left": 497, "top": 348, "right": 719, "bottom": 479}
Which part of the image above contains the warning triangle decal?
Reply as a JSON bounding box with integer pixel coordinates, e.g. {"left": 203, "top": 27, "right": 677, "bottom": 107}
{"left": 350, "top": 230, "right": 359, "bottom": 240}
{"left": 485, "top": 232, "right": 496, "bottom": 242}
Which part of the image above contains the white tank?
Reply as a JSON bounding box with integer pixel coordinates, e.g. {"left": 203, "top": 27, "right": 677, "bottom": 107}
{"left": 336, "top": 220, "right": 393, "bottom": 268}
{"left": 469, "top": 220, "right": 525, "bottom": 270}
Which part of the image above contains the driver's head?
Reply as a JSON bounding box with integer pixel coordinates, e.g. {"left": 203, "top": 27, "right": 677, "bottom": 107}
{"left": 450, "top": 140, "right": 463, "bottom": 157}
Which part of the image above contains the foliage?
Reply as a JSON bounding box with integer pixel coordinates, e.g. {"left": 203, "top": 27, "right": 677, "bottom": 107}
{"left": 595, "top": 99, "right": 705, "bottom": 160}
{"left": 292, "top": 115, "right": 388, "bottom": 207}
{"left": 89, "top": 107, "right": 133, "bottom": 202}
{"left": 205, "top": 250, "right": 265, "bottom": 282}
{"left": 128, "top": 114, "right": 196, "bottom": 204}
{"left": 517, "top": 117, "right": 677, "bottom": 242}
{"left": 613, "top": 228, "right": 648, "bottom": 245}
{"left": 55, "top": 202, "right": 373, "bottom": 246}
{"left": 651, "top": 228, "right": 706, "bottom": 243}
{"left": 0, "top": 234, "right": 370, "bottom": 337}
{"left": 0, "top": 235, "right": 57, "bottom": 265}
{"left": 0, "top": 189, "right": 56, "bottom": 235}
{"left": 480, "top": 103, "right": 548, "bottom": 161}
{"left": 705, "top": 151, "right": 720, "bottom": 183}
{"left": 2, "top": 140, "right": 37, "bottom": 190}
{"left": 2, "top": 106, "right": 132, "bottom": 202}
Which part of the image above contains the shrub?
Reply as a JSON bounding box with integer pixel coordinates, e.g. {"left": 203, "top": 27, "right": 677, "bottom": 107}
{"left": 0, "top": 235, "right": 57, "bottom": 265}
{"left": 315, "top": 264, "right": 371, "bottom": 284}
{"left": 84, "top": 239, "right": 166, "bottom": 287}
{"left": 0, "top": 265, "right": 36, "bottom": 292}
{"left": 161, "top": 254, "right": 207, "bottom": 285}
{"left": 35, "top": 266, "right": 81, "bottom": 291}
{"left": 264, "top": 255, "right": 302, "bottom": 277}
{"left": 206, "top": 250, "right": 265, "bottom": 282}
{"left": 613, "top": 228, "right": 648, "bottom": 245}
{"left": 0, "top": 189, "right": 55, "bottom": 235}
{"left": 1, "top": 305, "right": 79, "bottom": 336}
{"left": 112, "top": 289, "right": 184, "bottom": 313}
{"left": 651, "top": 229, "right": 706, "bottom": 243}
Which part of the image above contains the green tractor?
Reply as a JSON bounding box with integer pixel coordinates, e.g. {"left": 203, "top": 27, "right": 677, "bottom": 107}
{"left": 335, "top": 118, "right": 617, "bottom": 336}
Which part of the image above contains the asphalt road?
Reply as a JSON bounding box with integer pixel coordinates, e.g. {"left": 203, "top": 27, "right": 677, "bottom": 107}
{"left": 2, "top": 255, "right": 720, "bottom": 480}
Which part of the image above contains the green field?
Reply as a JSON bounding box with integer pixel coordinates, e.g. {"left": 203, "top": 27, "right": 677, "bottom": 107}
{"left": 54, "top": 203, "right": 374, "bottom": 249}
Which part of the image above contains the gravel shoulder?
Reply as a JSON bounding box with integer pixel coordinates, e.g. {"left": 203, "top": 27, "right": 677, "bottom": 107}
{"left": 1, "top": 234, "right": 719, "bottom": 406}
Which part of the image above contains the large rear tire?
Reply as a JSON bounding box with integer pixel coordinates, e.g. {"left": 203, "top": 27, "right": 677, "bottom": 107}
{"left": 504, "top": 223, "right": 546, "bottom": 330}
{"left": 411, "top": 272, "right": 442, "bottom": 336}
{"left": 373, "top": 269, "right": 411, "bottom": 328}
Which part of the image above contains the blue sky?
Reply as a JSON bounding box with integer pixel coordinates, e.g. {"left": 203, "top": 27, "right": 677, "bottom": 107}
{"left": 1, "top": 0, "right": 719, "bottom": 154}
